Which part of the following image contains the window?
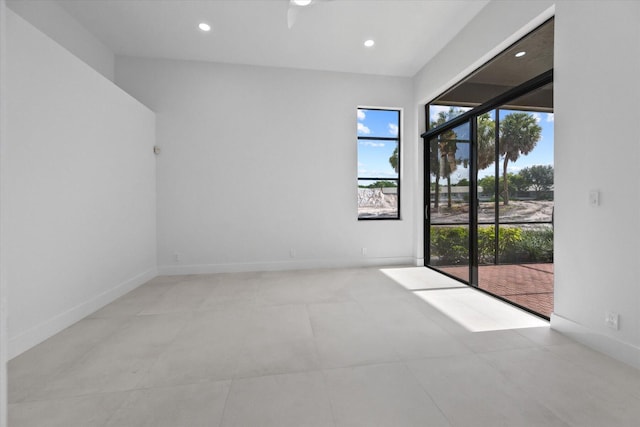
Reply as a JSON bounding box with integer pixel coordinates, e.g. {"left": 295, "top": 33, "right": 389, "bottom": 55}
{"left": 357, "top": 108, "right": 401, "bottom": 220}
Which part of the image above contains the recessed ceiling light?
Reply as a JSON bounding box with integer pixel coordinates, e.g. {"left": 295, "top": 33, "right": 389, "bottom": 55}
{"left": 364, "top": 39, "right": 375, "bottom": 48}
{"left": 198, "top": 22, "right": 211, "bottom": 32}
{"left": 293, "top": 0, "right": 312, "bottom": 6}
{"left": 515, "top": 51, "right": 526, "bottom": 58}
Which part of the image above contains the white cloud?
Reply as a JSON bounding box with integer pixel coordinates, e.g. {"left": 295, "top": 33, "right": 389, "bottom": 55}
{"left": 388, "top": 123, "right": 398, "bottom": 136}
{"left": 359, "top": 140, "right": 385, "bottom": 147}
{"left": 357, "top": 122, "right": 371, "bottom": 135}
{"left": 546, "top": 113, "right": 554, "bottom": 122}
{"left": 357, "top": 110, "right": 366, "bottom": 121}
{"left": 532, "top": 113, "right": 542, "bottom": 123}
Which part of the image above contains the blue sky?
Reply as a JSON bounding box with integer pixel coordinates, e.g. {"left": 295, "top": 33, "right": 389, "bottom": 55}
{"left": 357, "top": 109, "right": 400, "bottom": 179}
{"left": 428, "top": 105, "right": 554, "bottom": 182}
{"left": 357, "top": 106, "right": 554, "bottom": 183}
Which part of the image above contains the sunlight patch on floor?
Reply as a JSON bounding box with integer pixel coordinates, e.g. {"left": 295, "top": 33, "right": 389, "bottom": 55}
{"left": 414, "top": 287, "right": 549, "bottom": 332}
{"left": 380, "top": 267, "right": 466, "bottom": 291}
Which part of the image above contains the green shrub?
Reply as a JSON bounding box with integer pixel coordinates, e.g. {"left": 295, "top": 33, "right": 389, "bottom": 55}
{"left": 498, "top": 227, "right": 524, "bottom": 262}
{"left": 430, "top": 226, "right": 468, "bottom": 265}
{"left": 518, "top": 228, "right": 553, "bottom": 262}
{"left": 477, "top": 226, "right": 496, "bottom": 263}
{"left": 430, "top": 225, "right": 552, "bottom": 265}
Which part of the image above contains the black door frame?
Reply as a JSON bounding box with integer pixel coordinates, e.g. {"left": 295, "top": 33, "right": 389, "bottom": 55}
{"left": 421, "top": 70, "right": 553, "bottom": 307}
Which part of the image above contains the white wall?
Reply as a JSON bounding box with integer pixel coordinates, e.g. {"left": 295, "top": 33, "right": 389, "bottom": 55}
{"left": 0, "top": 0, "right": 8, "bottom": 423}
{"left": 6, "top": 0, "right": 114, "bottom": 81}
{"left": 115, "top": 57, "right": 416, "bottom": 274}
{"left": 4, "top": 10, "right": 157, "bottom": 358}
{"left": 552, "top": 0, "right": 640, "bottom": 369}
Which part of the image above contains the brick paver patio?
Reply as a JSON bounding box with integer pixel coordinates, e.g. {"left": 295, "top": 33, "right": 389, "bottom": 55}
{"left": 437, "top": 263, "right": 554, "bottom": 317}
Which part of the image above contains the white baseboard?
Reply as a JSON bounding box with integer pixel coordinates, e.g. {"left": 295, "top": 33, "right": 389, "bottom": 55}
{"left": 8, "top": 267, "right": 157, "bottom": 360}
{"left": 551, "top": 313, "right": 640, "bottom": 370}
{"left": 158, "top": 256, "right": 415, "bottom": 276}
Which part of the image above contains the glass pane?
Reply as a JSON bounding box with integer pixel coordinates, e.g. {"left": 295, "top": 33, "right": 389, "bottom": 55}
{"left": 498, "top": 105, "right": 554, "bottom": 222}
{"left": 428, "top": 105, "right": 472, "bottom": 129}
{"left": 477, "top": 110, "right": 497, "bottom": 265}
{"left": 480, "top": 85, "right": 554, "bottom": 318}
{"left": 428, "top": 121, "right": 470, "bottom": 282}
{"left": 430, "top": 225, "right": 469, "bottom": 282}
{"left": 357, "top": 109, "right": 400, "bottom": 138}
{"left": 429, "top": 122, "right": 471, "bottom": 223}
{"left": 479, "top": 224, "right": 554, "bottom": 316}
{"left": 357, "top": 140, "right": 398, "bottom": 179}
{"left": 357, "top": 179, "right": 398, "bottom": 219}
{"left": 478, "top": 225, "right": 496, "bottom": 265}
{"left": 497, "top": 224, "right": 553, "bottom": 264}
{"left": 476, "top": 110, "right": 497, "bottom": 179}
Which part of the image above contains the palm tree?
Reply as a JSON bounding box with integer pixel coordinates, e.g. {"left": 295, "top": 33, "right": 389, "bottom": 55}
{"left": 431, "top": 108, "right": 463, "bottom": 209}
{"left": 389, "top": 146, "right": 399, "bottom": 173}
{"left": 429, "top": 108, "right": 495, "bottom": 210}
{"left": 440, "top": 129, "right": 459, "bottom": 208}
{"left": 499, "top": 112, "right": 542, "bottom": 205}
{"left": 477, "top": 112, "right": 495, "bottom": 171}
{"left": 429, "top": 138, "right": 442, "bottom": 212}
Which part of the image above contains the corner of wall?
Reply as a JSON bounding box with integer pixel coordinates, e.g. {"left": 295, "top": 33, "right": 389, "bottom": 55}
{"left": 8, "top": 268, "right": 157, "bottom": 360}
{"left": 6, "top": 0, "right": 115, "bottom": 81}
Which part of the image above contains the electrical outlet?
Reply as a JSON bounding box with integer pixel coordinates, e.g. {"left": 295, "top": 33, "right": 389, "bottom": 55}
{"left": 361, "top": 247, "right": 367, "bottom": 256}
{"left": 604, "top": 312, "right": 619, "bottom": 330}
{"left": 173, "top": 252, "right": 180, "bottom": 263}
{"left": 290, "top": 248, "right": 296, "bottom": 258}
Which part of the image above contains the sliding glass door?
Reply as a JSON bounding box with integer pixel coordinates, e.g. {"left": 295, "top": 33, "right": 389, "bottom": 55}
{"left": 423, "top": 18, "right": 554, "bottom": 318}
{"left": 423, "top": 72, "right": 554, "bottom": 318}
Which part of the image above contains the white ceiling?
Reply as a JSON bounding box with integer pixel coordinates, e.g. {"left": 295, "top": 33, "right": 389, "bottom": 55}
{"left": 56, "top": 0, "right": 489, "bottom": 77}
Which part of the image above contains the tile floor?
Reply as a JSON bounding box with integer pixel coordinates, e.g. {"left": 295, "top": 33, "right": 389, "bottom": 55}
{"left": 8, "top": 266, "right": 640, "bottom": 426}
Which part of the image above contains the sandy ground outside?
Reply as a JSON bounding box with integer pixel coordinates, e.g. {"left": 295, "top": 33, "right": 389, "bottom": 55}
{"left": 358, "top": 189, "right": 553, "bottom": 223}
{"left": 358, "top": 188, "right": 398, "bottom": 218}
{"left": 431, "top": 200, "right": 553, "bottom": 223}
